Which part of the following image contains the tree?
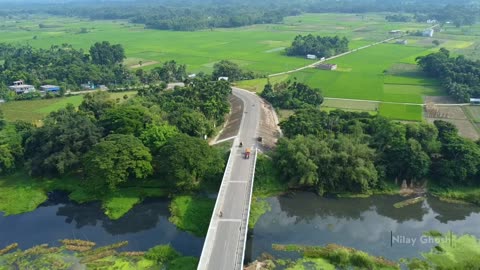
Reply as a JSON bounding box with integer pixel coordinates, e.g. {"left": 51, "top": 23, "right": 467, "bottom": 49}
{"left": 83, "top": 134, "right": 153, "bottom": 191}
{"left": 89, "top": 41, "right": 125, "bottom": 66}
{"left": 99, "top": 105, "right": 153, "bottom": 137}
{"left": 140, "top": 123, "right": 179, "bottom": 154}
{"left": 25, "top": 104, "right": 102, "bottom": 176}
{"left": 212, "top": 60, "right": 251, "bottom": 81}
{"left": 168, "top": 109, "right": 213, "bottom": 137}
{"left": 274, "top": 135, "right": 378, "bottom": 194}
{"left": 0, "top": 110, "right": 6, "bottom": 131}
{"left": 432, "top": 40, "right": 440, "bottom": 46}
{"left": 79, "top": 91, "right": 116, "bottom": 119}
{"left": 156, "top": 134, "right": 224, "bottom": 191}
{"left": 261, "top": 81, "right": 323, "bottom": 109}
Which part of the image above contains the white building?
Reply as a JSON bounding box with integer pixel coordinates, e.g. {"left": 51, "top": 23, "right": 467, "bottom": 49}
{"left": 8, "top": 80, "right": 36, "bottom": 94}
{"left": 427, "top": 19, "right": 437, "bottom": 24}
{"left": 188, "top": 74, "right": 196, "bottom": 79}
{"left": 306, "top": 54, "right": 317, "bottom": 60}
{"left": 218, "top": 77, "right": 229, "bottom": 81}
{"left": 423, "top": 29, "right": 434, "bottom": 37}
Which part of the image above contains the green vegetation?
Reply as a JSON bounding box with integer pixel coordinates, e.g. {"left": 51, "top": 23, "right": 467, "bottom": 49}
{"left": 0, "top": 172, "right": 168, "bottom": 219}
{"left": 0, "top": 13, "right": 429, "bottom": 75}
{"left": 261, "top": 80, "right": 323, "bottom": 109}
{"left": 403, "top": 233, "right": 480, "bottom": 269}
{"left": 0, "top": 78, "right": 230, "bottom": 219}
{"left": 417, "top": 48, "right": 480, "bottom": 102}
{"left": 169, "top": 196, "right": 215, "bottom": 237}
{"left": 272, "top": 244, "right": 399, "bottom": 269}
{"left": 266, "top": 109, "right": 480, "bottom": 196}
{"left": 248, "top": 198, "right": 271, "bottom": 229}
{"left": 0, "top": 240, "right": 196, "bottom": 270}
{"left": 0, "top": 42, "right": 128, "bottom": 93}
{"left": 393, "top": 196, "right": 426, "bottom": 208}
{"left": 254, "top": 155, "right": 288, "bottom": 197}
{"left": 430, "top": 185, "right": 480, "bottom": 205}
{"left": 285, "top": 35, "right": 349, "bottom": 58}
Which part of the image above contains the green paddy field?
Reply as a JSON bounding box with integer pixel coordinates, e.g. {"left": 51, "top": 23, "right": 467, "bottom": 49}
{"left": 1, "top": 12, "right": 480, "bottom": 121}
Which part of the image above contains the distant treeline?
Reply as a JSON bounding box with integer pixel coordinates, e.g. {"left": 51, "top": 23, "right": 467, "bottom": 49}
{"left": 1, "top": 0, "right": 478, "bottom": 31}
{"left": 417, "top": 48, "right": 480, "bottom": 102}
{"left": 386, "top": 5, "right": 478, "bottom": 27}
{"left": 286, "top": 35, "right": 349, "bottom": 58}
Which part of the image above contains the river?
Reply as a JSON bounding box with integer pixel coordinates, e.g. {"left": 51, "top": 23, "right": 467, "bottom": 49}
{"left": 246, "top": 192, "right": 480, "bottom": 262}
{"left": 0, "top": 192, "right": 204, "bottom": 256}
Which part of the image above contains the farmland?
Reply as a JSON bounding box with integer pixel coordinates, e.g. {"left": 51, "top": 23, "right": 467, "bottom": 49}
{"left": 0, "top": 13, "right": 428, "bottom": 75}
{"left": 0, "top": 91, "right": 137, "bottom": 123}
{"left": 1, "top": 12, "right": 480, "bottom": 123}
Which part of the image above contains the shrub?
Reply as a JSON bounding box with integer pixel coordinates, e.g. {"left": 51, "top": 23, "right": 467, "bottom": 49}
{"left": 145, "top": 245, "right": 180, "bottom": 263}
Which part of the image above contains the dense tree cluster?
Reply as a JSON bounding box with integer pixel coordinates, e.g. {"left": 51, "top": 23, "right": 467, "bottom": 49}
{"left": 0, "top": 43, "right": 190, "bottom": 101}
{"left": 0, "top": 77, "right": 230, "bottom": 193}
{"left": 417, "top": 49, "right": 480, "bottom": 102}
{"left": 261, "top": 80, "right": 323, "bottom": 109}
{"left": 386, "top": 14, "right": 412, "bottom": 22}
{"left": 136, "top": 61, "right": 187, "bottom": 85}
{"left": 274, "top": 109, "right": 480, "bottom": 194}
{"left": 286, "top": 35, "right": 349, "bottom": 58}
{"left": 0, "top": 42, "right": 128, "bottom": 93}
{"left": 211, "top": 60, "right": 255, "bottom": 82}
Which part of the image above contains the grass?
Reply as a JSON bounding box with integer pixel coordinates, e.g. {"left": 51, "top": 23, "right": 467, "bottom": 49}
{"left": 0, "top": 173, "right": 48, "bottom": 215}
{"left": 379, "top": 103, "right": 423, "bottom": 121}
{"left": 168, "top": 196, "right": 215, "bottom": 237}
{"left": 0, "top": 95, "right": 83, "bottom": 123}
{"left": 272, "top": 243, "right": 399, "bottom": 269}
{"left": 0, "top": 172, "right": 169, "bottom": 219}
{"left": 430, "top": 186, "right": 480, "bottom": 206}
{"left": 0, "top": 91, "right": 137, "bottom": 123}
{"left": 464, "top": 106, "right": 480, "bottom": 123}
{"left": 253, "top": 155, "right": 288, "bottom": 198}
{"left": 248, "top": 198, "right": 271, "bottom": 229}
{"left": 0, "top": 13, "right": 430, "bottom": 75}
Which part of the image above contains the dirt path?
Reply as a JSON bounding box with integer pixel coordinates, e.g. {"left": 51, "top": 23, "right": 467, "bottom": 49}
{"left": 269, "top": 25, "right": 439, "bottom": 78}
{"left": 129, "top": 61, "right": 159, "bottom": 69}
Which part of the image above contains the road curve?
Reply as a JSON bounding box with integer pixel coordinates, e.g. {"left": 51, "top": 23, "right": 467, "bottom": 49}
{"left": 197, "top": 87, "right": 262, "bottom": 270}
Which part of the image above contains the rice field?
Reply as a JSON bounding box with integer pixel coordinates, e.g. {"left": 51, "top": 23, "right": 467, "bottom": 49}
{"left": 0, "top": 13, "right": 429, "bottom": 75}
{"left": 1, "top": 13, "right": 480, "bottom": 121}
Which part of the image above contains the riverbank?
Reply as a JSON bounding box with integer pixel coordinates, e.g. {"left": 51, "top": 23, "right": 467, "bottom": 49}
{"left": 0, "top": 172, "right": 169, "bottom": 219}
{"left": 429, "top": 185, "right": 480, "bottom": 206}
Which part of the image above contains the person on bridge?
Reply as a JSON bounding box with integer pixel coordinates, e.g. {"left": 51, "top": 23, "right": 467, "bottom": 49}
{"left": 239, "top": 141, "right": 243, "bottom": 147}
{"left": 219, "top": 211, "right": 223, "bottom": 217}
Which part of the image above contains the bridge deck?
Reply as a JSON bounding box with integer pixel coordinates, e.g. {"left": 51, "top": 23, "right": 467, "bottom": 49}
{"left": 198, "top": 88, "right": 260, "bottom": 270}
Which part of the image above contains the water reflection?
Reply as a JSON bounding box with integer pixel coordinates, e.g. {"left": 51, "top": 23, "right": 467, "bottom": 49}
{"left": 249, "top": 192, "right": 480, "bottom": 261}
{"left": 0, "top": 192, "right": 203, "bottom": 256}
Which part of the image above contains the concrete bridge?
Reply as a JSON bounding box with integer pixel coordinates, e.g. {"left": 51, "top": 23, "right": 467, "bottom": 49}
{"left": 197, "top": 87, "right": 262, "bottom": 270}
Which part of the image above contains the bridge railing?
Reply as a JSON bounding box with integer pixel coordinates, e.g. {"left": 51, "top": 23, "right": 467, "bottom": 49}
{"left": 197, "top": 137, "right": 239, "bottom": 270}
{"left": 234, "top": 147, "right": 258, "bottom": 270}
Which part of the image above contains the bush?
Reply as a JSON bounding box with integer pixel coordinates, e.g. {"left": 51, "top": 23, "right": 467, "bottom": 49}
{"left": 145, "top": 245, "right": 180, "bottom": 263}
{"left": 349, "top": 251, "right": 374, "bottom": 269}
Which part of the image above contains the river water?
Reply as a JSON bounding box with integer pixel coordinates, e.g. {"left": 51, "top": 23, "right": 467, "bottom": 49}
{"left": 0, "top": 192, "right": 204, "bottom": 256}
{"left": 246, "top": 192, "right": 480, "bottom": 261}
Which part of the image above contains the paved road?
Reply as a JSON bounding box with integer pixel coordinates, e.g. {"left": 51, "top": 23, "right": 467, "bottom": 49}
{"left": 269, "top": 25, "right": 439, "bottom": 77}
{"left": 197, "top": 87, "right": 261, "bottom": 270}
